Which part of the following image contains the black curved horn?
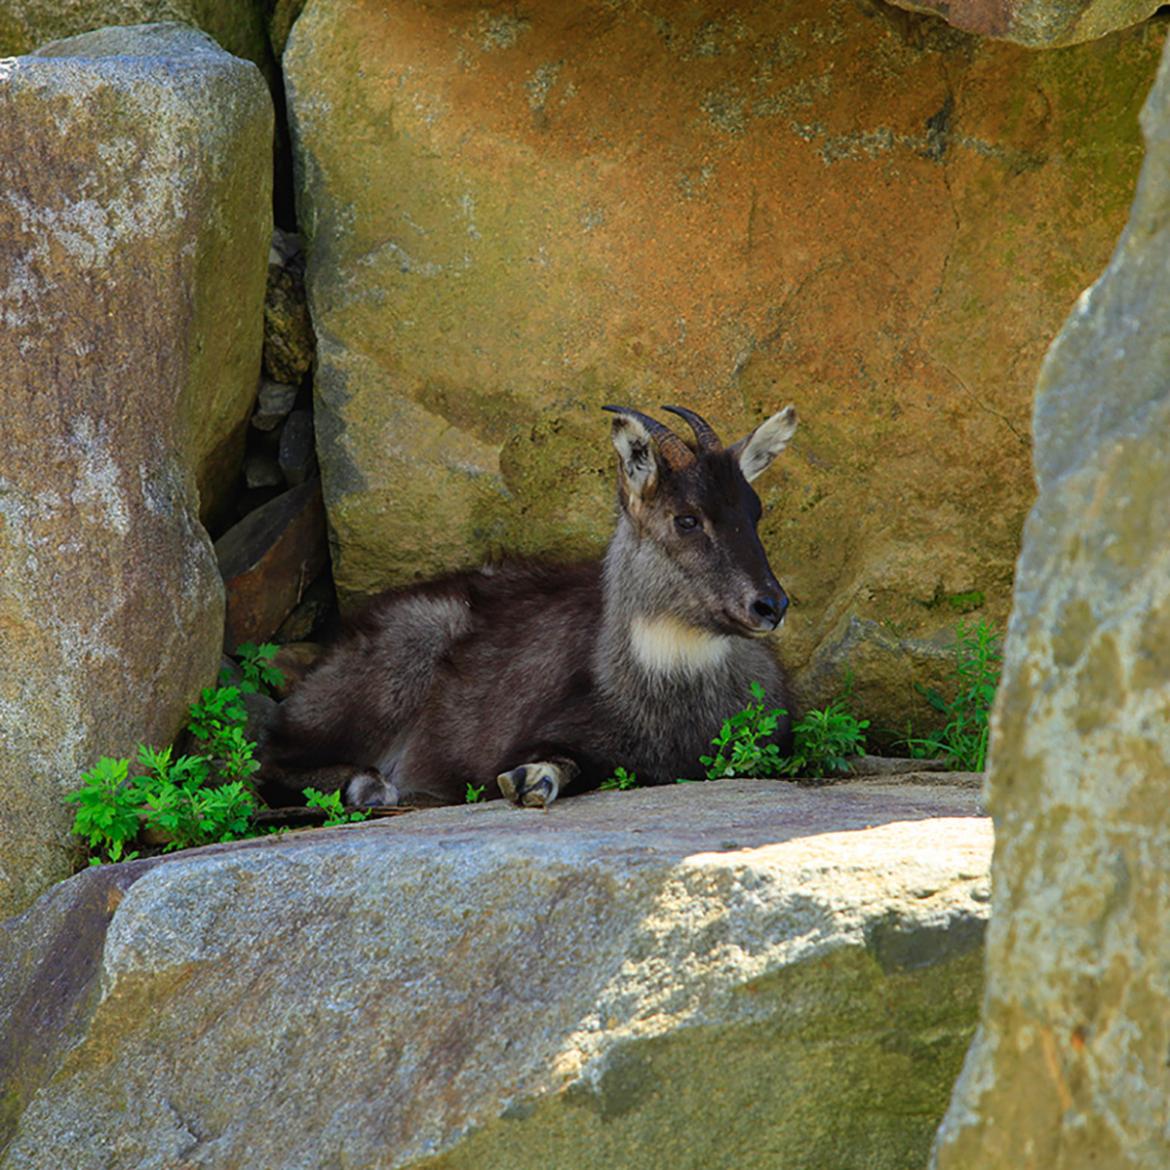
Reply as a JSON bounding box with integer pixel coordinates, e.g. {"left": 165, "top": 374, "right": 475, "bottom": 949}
{"left": 661, "top": 405, "right": 723, "bottom": 453}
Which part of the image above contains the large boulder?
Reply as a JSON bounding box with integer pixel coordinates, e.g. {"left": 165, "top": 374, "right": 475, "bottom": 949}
{"left": 0, "top": 0, "right": 270, "bottom": 66}
{"left": 285, "top": 0, "right": 1164, "bottom": 732}
{"left": 931, "top": 35, "right": 1170, "bottom": 1170}
{"left": 0, "top": 23, "right": 272, "bottom": 918}
{"left": 881, "top": 0, "right": 1160, "bottom": 47}
{"left": 0, "top": 780, "right": 991, "bottom": 1169}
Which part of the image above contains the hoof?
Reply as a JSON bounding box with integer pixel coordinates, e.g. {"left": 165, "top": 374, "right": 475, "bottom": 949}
{"left": 344, "top": 769, "right": 399, "bottom": 808}
{"left": 497, "top": 763, "right": 564, "bottom": 810}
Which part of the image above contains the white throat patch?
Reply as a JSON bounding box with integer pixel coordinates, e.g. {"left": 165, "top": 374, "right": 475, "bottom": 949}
{"left": 630, "top": 615, "right": 731, "bottom": 676}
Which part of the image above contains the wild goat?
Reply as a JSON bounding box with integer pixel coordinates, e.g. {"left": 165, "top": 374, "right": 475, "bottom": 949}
{"left": 260, "top": 404, "right": 798, "bottom": 809}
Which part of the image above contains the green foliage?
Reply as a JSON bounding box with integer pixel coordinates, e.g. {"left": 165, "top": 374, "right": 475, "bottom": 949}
{"left": 700, "top": 681, "right": 787, "bottom": 780}
{"left": 187, "top": 685, "right": 248, "bottom": 747}
{"left": 235, "top": 641, "right": 285, "bottom": 695}
{"left": 908, "top": 619, "right": 1002, "bottom": 772}
{"left": 600, "top": 765, "right": 639, "bottom": 791}
{"left": 784, "top": 700, "right": 870, "bottom": 779}
{"left": 304, "top": 787, "right": 372, "bottom": 826}
{"left": 64, "top": 757, "right": 141, "bottom": 865}
{"left": 65, "top": 681, "right": 267, "bottom": 865}
{"left": 465, "top": 782, "right": 486, "bottom": 804}
{"left": 697, "top": 681, "right": 869, "bottom": 782}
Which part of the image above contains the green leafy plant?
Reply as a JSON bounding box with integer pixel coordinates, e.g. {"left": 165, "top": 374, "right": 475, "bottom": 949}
{"left": 64, "top": 756, "right": 142, "bottom": 865}
{"left": 600, "top": 765, "right": 639, "bottom": 791}
{"left": 465, "top": 782, "right": 486, "bottom": 804}
{"left": 699, "top": 681, "right": 788, "bottom": 780}
{"left": 696, "top": 681, "right": 869, "bottom": 782}
{"left": 908, "top": 618, "right": 1002, "bottom": 772}
{"left": 784, "top": 700, "right": 870, "bottom": 779}
{"left": 235, "top": 641, "right": 285, "bottom": 696}
{"left": 65, "top": 680, "right": 269, "bottom": 864}
{"left": 304, "top": 787, "right": 372, "bottom": 826}
{"left": 187, "top": 685, "right": 248, "bottom": 749}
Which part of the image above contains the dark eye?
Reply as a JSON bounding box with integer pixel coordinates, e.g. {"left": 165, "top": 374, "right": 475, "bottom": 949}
{"left": 674, "top": 514, "right": 700, "bottom": 532}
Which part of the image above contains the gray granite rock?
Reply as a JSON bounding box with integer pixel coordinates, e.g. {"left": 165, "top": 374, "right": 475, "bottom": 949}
{"left": 932, "top": 34, "right": 1170, "bottom": 1170}
{"left": 0, "top": 781, "right": 990, "bottom": 1170}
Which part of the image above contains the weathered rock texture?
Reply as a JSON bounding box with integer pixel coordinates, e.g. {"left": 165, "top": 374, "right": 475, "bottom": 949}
{"left": 0, "top": 0, "right": 270, "bottom": 66}
{"left": 882, "top": 0, "right": 1160, "bottom": 47}
{"left": 0, "top": 781, "right": 991, "bottom": 1170}
{"left": 215, "top": 478, "right": 328, "bottom": 646}
{"left": 285, "top": 0, "right": 1164, "bottom": 731}
{"left": 931, "top": 35, "right": 1170, "bottom": 1170}
{"left": 0, "top": 24, "right": 272, "bottom": 918}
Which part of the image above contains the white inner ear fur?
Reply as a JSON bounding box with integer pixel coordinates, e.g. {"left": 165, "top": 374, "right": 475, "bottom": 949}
{"left": 736, "top": 404, "right": 798, "bottom": 482}
{"left": 630, "top": 615, "right": 732, "bottom": 675}
{"left": 611, "top": 415, "right": 658, "bottom": 498}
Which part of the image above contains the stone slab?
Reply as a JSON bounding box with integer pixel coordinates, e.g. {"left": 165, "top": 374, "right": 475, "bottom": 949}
{"left": 0, "top": 780, "right": 990, "bottom": 1170}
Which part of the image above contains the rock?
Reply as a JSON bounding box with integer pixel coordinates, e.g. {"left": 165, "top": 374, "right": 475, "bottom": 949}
{"left": 268, "top": 641, "right": 325, "bottom": 697}
{"left": 215, "top": 479, "right": 329, "bottom": 649}
{"left": 243, "top": 450, "right": 284, "bottom": 489}
{"left": 0, "top": 23, "right": 272, "bottom": 918}
{"left": 0, "top": 0, "right": 271, "bottom": 66}
{"left": 240, "top": 689, "right": 278, "bottom": 745}
{"left": 277, "top": 408, "right": 317, "bottom": 485}
{"left": 284, "top": 1, "right": 1162, "bottom": 734}
{"left": 251, "top": 379, "right": 299, "bottom": 432}
{"left": 217, "top": 654, "right": 244, "bottom": 689}
{"left": 31, "top": 22, "right": 273, "bottom": 527}
{"left": 272, "top": 576, "right": 336, "bottom": 645}
{"left": 932, "top": 37, "right": 1170, "bottom": 1170}
{"left": 266, "top": 0, "right": 307, "bottom": 57}
{"left": 263, "top": 228, "right": 314, "bottom": 384}
{"left": 879, "top": 0, "right": 1160, "bottom": 47}
{"left": 0, "top": 780, "right": 991, "bottom": 1169}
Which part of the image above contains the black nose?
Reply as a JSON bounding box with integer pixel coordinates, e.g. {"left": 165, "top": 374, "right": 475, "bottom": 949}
{"left": 751, "top": 592, "right": 788, "bottom": 629}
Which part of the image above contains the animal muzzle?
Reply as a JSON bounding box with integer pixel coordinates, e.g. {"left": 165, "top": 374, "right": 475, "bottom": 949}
{"left": 726, "top": 580, "right": 789, "bottom": 634}
{"left": 749, "top": 590, "right": 789, "bottom": 631}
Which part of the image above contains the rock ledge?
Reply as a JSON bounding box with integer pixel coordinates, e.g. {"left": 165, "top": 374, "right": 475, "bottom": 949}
{"left": 0, "top": 780, "right": 990, "bottom": 1170}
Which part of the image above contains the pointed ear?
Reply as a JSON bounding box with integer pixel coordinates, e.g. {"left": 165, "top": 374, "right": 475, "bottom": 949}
{"left": 609, "top": 413, "right": 659, "bottom": 503}
{"left": 731, "top": 405, "right": 797, "bottom": 482}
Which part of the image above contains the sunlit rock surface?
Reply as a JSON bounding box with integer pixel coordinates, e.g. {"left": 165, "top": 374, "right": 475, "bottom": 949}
{"left": 932, "top": 33, "right": 1170, "bottom": 1170}
{"left": 0, "top": 781, "right": 989, "bottom": 1170}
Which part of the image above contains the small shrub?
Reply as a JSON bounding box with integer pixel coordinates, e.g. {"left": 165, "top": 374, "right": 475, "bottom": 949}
{"left": 784, "top": 700, "right": 869, "bottom": 779}
{"left": 699, "top": 681, "right": 787, "bottom": 780}
{"left": 304, "top": 787, "right": 372, "bottom": 826}
{"left": 697, "top": 682, "right": 869, "bottom": 782}
{"left": 909, "top": 618, "right": 1002, "bottom": 772}
{"left": 234, "top": 641, "right": 285, "bottom": 696}
{"left": 465, "top": 782, "right": 486, "bottom": 804}
{"left": 600, "top": 765, "right": 639, "bottom": 791}
{"left": 64, "top": 757, "right": 142, "bottom": 865}
{"left": 66, "top": 679, "right": 267, "bottom": 865}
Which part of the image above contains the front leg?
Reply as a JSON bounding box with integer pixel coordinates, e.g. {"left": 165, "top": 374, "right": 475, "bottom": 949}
{"left": 497, "top": 757, "right": 579, "bottom": 810}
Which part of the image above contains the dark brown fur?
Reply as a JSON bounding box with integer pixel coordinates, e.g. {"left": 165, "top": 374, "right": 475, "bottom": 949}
{"left": 260, "top": 406, "right": 799, "bottom": 808}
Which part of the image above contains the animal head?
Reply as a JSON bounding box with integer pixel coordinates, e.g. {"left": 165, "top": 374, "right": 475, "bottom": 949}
{"left": 602, "top": 402, "right": 798, "bottom": 638}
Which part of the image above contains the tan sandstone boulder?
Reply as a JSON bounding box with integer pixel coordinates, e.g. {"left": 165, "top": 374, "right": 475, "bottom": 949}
{"left": 285, "top": 0, "right": 1164, "bottom": 732}
{"left": 0, "top": 780, "right": 990, "bottom": 1170}
{"left": 931, "top": 32, "right": 1170, "bottom": 1170}
{"left": 0, "top": 23, "right": 272, "bottom": 918}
